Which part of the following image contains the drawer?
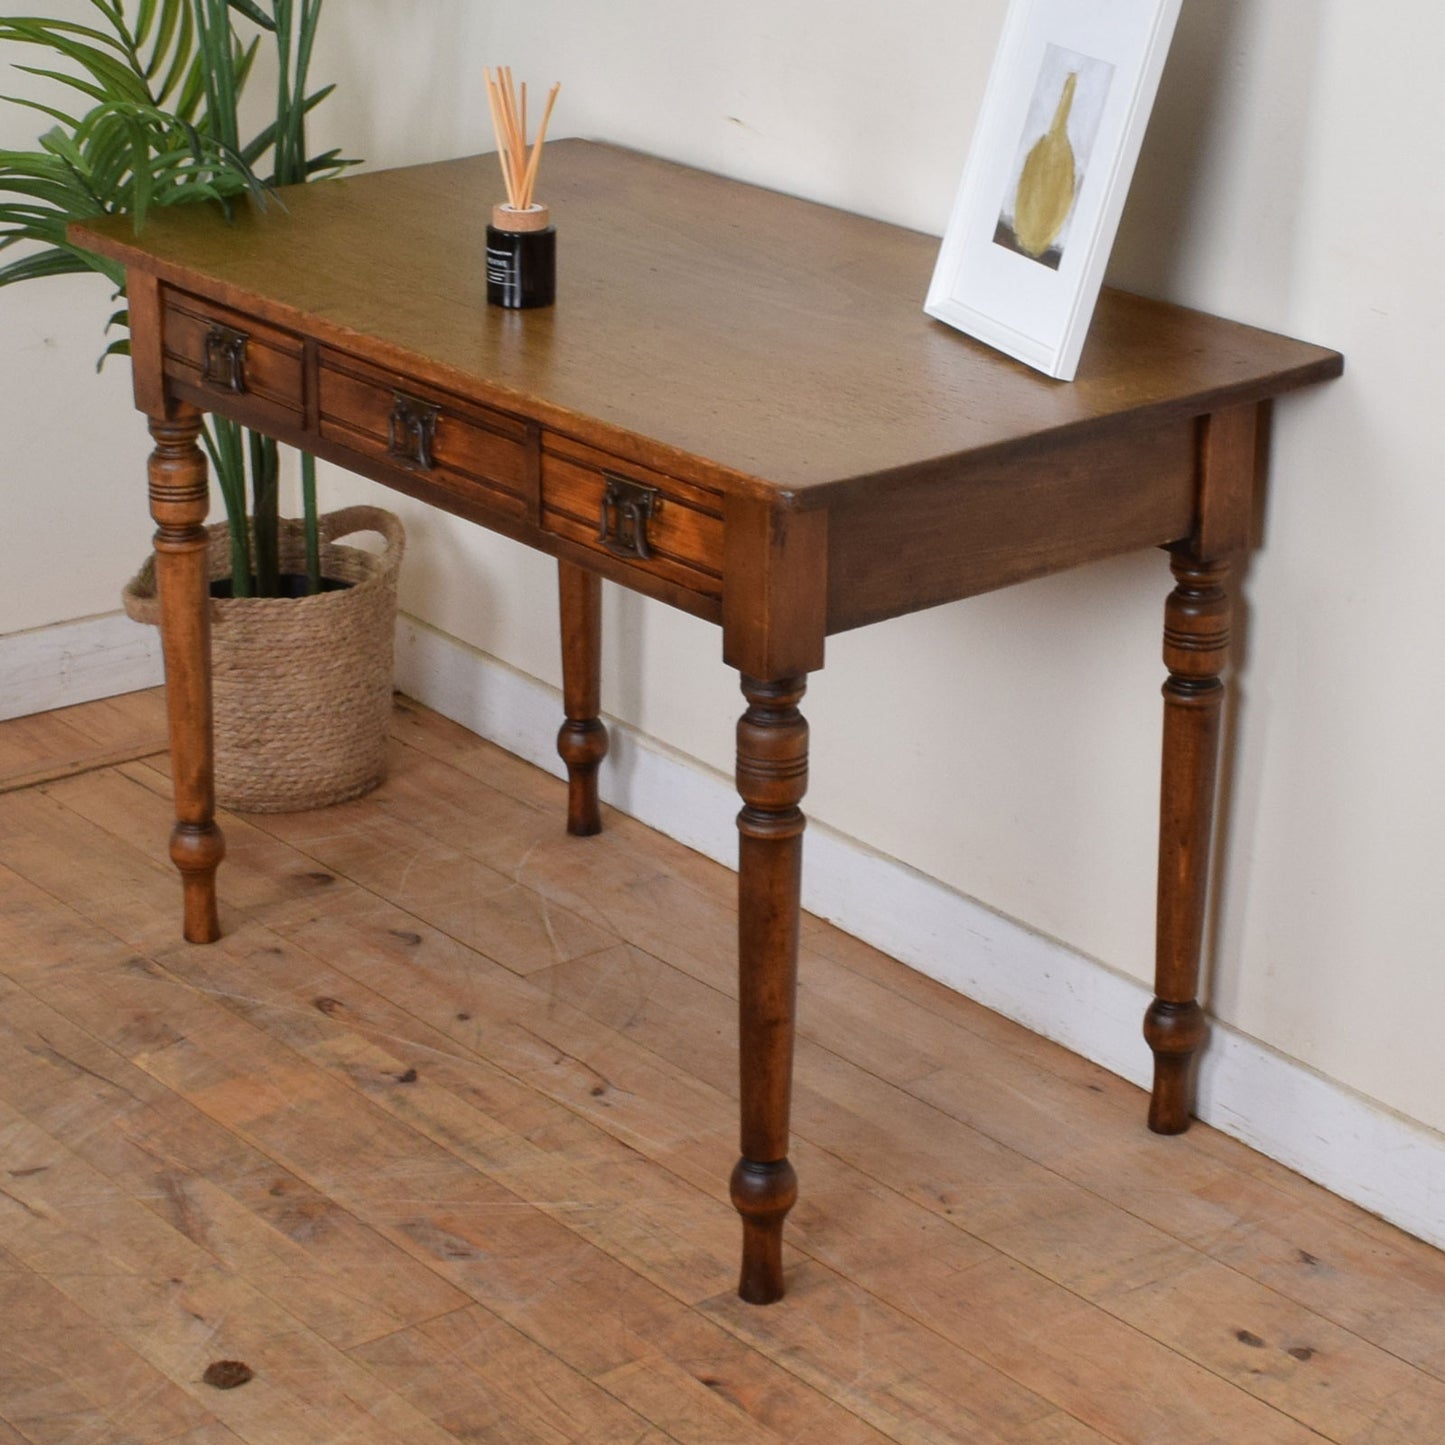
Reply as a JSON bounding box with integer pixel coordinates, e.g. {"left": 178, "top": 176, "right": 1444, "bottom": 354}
{"left": 162, "top": 290, "right": 304, "bottom": 427}
{"left": 541, "top": 434, "right": 723, "bottom": 597}
{"left": 317, "top": 349, "right": 530, "bottom": 514}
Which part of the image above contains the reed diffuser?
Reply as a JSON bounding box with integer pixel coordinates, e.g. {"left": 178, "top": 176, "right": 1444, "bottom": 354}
{"left": 485, "top": 67, "right": 560, "bottom": 308}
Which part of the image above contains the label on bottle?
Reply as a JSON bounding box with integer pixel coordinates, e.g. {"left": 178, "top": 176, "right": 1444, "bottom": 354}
{"left": 486, "top": 245, "right": 517, "bottom": 287}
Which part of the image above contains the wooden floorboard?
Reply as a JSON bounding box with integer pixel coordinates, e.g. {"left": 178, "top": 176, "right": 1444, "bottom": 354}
{"left": 0, "top": 690, "right": 167, "bottom": 795}
{"left": 0, "top": 689, "right": 1442, "bottom": 1442}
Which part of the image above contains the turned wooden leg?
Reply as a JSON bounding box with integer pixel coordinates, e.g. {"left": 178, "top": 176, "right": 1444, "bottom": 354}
{"left": 1146, "top": 547, "right": 1232, "bottom": 1132}
{"left": 148, "top": 405, "right": 224, "bottom": 943}
{"left": 556, "top": 561, "right": 607, "bottom": 836}
{"left": 731, "top": 674, "right": 807, "bottom": 1303}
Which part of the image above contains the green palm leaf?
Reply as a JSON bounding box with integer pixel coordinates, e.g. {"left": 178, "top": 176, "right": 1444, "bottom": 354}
{"left": 3, "top": 0, "right": 355, "bottom": 595}
{"left": 0, "top": 247, "right": 91, "bottom": 283}
{"left": 9, "top": 62, "right": 108, "bottom": 105}
{"left": 1, "top": 91, "right": 85, "bottom": 127}
{"left": 0, "top": 21, "right": 151, "bottom": 102}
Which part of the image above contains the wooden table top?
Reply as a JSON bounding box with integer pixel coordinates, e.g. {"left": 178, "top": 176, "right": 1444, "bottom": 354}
{"left": 76, "top": 140, "right": 1342, "bottom": 506}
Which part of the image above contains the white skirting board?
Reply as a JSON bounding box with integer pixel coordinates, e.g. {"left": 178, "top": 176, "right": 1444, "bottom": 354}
{"left": 0, "top": 611, "right": 163, "bottom": 722}
{"left": 8, "top": 609, "right": 1443, "bottom": 1251}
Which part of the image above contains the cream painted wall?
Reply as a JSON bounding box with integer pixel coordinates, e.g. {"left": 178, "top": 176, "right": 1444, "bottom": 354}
{"left": 0, "top": 19, "right": 158, "bottom": 634}
{"left": 4, "top": 3, "right": 1441, "bottom": 1140}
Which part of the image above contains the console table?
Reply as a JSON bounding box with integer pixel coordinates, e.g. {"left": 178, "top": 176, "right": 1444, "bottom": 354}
{"left": 73, "top": 141, "right": 1342, "bottom": 1304}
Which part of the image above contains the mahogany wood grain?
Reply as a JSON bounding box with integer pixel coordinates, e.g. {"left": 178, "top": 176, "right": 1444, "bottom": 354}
{"left": 556, "top": 560, "right": 607, "bottom": 836}
{"left": 1144, "top": 405, "right": 1259, "bottom": 1132}
{"left": 541, "top": 434, "right": 725, "bottom": 587}
{"left": 125, "top": 271, "right": 166, "bottom": 416}
{"left": 69, "top": 141, "right": 1344, "bottom": 1302}
{"left": 160, "top": 363, "right": 725, "bottom": 624}
{"left": 317, "top": 347, "right": 531, "bottom": 501}
{"left": 1147, "top": 549, "right": 1232, "bottom": 1132}
{"left": 826, "top": 416, "right": 1196, "bottom": 633}
{"left": 722, "top": 498, "right": 827, "bottom": 680}
{"left": 73, "top": 144, "right": 1342, "bottom": 511}
{"left": 544, "top": 431, "right": 725, "bottom": 514}
{"left": 732, "top": 674, "right": 809, "bottom": 1303}
{"left": 1195, "top": 403, "right": 1261, "bottom": 559}
{"left": 146, "top": 403, "right": 223, "bottom": 944}
{"left": 541, "top": 453, "right": 724, "bottom": 599}
{"left": 163, "top": 290, "right": 304, "bottom": 422}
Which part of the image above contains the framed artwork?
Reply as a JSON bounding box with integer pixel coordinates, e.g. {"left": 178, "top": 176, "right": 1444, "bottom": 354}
{"left": 924, "top": 0, "right": 1182, "bottom": 381}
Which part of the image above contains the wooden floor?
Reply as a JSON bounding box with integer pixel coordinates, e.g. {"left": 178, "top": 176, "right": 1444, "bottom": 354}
{"left": 2, "top": 691, "right": 1444, "bottom": 1444}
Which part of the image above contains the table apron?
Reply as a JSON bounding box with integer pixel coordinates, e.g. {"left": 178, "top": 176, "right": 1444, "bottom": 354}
{"left": 823, "top": 415, "right": 1201, "bottom": 634}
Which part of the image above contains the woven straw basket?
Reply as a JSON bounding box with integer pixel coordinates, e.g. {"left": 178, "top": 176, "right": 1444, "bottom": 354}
{"left": 123, "top": 506, "right": 405, "bottom": 813}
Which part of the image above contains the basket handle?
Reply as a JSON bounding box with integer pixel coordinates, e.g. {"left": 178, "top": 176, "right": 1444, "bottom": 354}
{"left": 316, "top": 505, "right": 406, "bottom": 562}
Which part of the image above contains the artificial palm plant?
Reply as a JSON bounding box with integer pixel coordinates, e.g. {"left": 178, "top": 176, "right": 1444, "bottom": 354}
{"left": 0, "top": 0, "right": 348, "bottom": 595}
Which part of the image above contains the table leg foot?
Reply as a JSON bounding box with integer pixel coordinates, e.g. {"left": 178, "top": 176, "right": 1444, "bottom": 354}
{"left": 1144, "top": 997, "right": 1206, "bottom": 1134}
{"left": 172, "top": 821, "right": 224, "bottom": 944}
{"left": 557, "top": 717, "right": 607, "bottom": 835}
{"left": 557, "top": 561, "right": 607, "bottom": 835}
{"left": 731, "top": 1157, "right": 798, "bottom": 1304}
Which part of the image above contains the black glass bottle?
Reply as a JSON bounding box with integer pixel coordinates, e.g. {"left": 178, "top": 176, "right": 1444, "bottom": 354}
{"left": 486, "top": 203, "right": 555, "bottom": 309}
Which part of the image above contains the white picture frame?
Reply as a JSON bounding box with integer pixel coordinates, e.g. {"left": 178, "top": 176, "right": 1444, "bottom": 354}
{"left": 924, "top": 0, "right": 1181, "bottom": 381}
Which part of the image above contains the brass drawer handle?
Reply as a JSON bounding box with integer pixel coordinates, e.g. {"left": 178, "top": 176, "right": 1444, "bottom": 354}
{"left": 202, "top": 323, "right": 249, "bottom": 393}
{"left": 387, "top": 392, "right": 440, "bottom": 470}
{"left": 597, "top": 473, "right": 661, "bottom": 561}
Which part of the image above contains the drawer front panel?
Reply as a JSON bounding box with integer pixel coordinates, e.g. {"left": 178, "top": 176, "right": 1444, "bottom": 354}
{"left": 318, "top": 349, "right": 530, "bottom": 513}
{"left": 163, "top": 291, "right": 304, "bottom": 426}
{"left": 541, "top": 434, "right": 723, "bottom": 597}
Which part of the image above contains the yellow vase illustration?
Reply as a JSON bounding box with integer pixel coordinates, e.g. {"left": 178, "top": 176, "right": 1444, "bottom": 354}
{"left": 1013, "top": 71, "right": 1078, "bottom": 260}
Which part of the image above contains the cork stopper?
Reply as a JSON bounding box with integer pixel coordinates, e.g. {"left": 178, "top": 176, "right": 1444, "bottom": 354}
{"left": 492, "top": 202, "right": 550, "bottom": 233}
